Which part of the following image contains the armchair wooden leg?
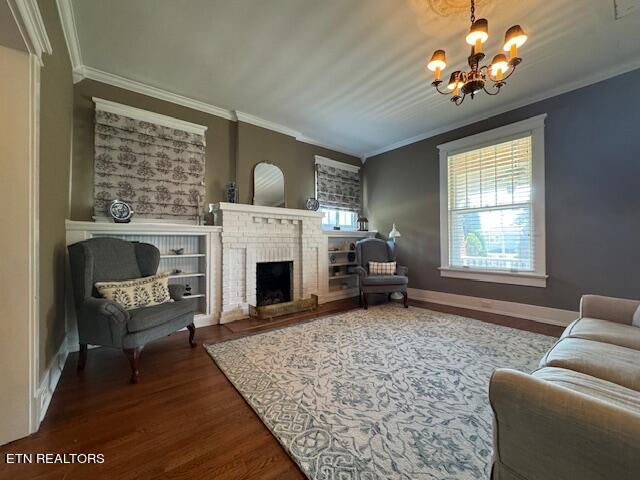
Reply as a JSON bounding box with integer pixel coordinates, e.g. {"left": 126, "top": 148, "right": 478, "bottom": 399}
{"left": 187, "top": 323, "right": 197, "bottom": 348}
{"left": 363, "top": 292, "right": 369, "bottom": 310}
{"left": 77, "top": 344, "right": 88, "bottom": 372}
{"left": 359, "top": 292, "right": 362, "bottom": 307}
{"left": 124, "top": 347, "right": 142, "bottom": 384}
{"left": 402, "top": 291, "right": 408, "bottom": 308}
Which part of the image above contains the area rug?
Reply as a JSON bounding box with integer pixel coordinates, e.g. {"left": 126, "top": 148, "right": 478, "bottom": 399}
{"left": 205, "top": 304, "right": 556, "bottom": 479}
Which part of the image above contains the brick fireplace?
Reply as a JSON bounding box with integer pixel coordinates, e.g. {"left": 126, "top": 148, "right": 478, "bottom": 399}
{"left": 212, "top": 202, "right": 328, "bottom": 323}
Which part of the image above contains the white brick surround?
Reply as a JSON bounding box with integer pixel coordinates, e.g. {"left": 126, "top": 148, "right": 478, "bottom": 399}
{"left": 212, "top": 203, "right": 328, "bottom": 323}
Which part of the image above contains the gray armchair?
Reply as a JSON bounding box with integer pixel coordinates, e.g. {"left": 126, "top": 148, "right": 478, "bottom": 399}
{"left": 68, "top": 237, "right": 197, "bottom": 383}
{"left": 355, "top": 238, "right": 408, "bottom": 309}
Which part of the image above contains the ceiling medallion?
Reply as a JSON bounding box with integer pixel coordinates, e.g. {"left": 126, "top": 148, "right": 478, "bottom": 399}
{"left": 426, "top": 0, "right": 528, "bottom": 106}
{"left": 425, "top": 0, "right": 489, "bottom": 17}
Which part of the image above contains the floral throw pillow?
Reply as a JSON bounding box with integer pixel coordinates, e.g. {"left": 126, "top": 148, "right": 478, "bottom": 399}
{"left": 95, "top": 272, "right": 172, "bottom": 310}
{"left": 369, "top": 261, "right": 396, "bottom": 275}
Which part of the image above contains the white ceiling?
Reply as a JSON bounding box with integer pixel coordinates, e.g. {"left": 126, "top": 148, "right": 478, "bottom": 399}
{"left": 68, "top": 0, "right": 640, "bottom": 157}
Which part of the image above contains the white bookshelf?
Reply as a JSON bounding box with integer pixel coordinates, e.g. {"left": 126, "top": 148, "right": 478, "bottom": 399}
{"left": 324, "top": 230, "right": 377, "bottom": 301}
{"left": 65, "top": 221, "right": 223, "bottom": 346}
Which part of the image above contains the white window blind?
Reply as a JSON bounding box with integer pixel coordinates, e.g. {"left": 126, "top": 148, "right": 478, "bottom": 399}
{"left": 447, "top": 135, "right": 534, "bottom": 272}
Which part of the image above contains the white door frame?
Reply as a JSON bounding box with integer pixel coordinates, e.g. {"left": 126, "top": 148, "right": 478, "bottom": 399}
{"left": 27, "top": 51, "right": 41, "bottom": 435}
{"left": 3, "top": 0, "right": 49, "bottom": 441}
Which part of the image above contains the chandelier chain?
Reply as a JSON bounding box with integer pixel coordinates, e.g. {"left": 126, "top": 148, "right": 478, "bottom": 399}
{"left": 470, "top": 0, "right": 475, "bottom": 24}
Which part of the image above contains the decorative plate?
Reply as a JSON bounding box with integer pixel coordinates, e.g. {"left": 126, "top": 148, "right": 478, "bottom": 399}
{"left": 108, "top": 199, "right": 133, "bottom": 223}
{"left": 305, "top": 197, "right": 320, "bottom": 211}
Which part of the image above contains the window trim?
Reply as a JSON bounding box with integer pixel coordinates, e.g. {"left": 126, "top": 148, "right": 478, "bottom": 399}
{"left": 438, "top": 114, "right": 547, "bottom": 288}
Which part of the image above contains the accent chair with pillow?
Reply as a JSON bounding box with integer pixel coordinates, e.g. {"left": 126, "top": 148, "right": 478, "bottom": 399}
{"left": 355, "top": 238, "right": 408, "bottom": 309}
{"left": 68, "top": 237, "right": 197, "bottom": 383}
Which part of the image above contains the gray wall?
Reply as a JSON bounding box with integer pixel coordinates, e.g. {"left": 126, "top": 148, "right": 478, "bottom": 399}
{"left": 363, "top": 68, "right": 640, "bottom": 311}
{"left": 39, "top": 0, "right": 73, "bottom": 378}
{"left": 71, "top": 82, "right": 361, "bottom": 219}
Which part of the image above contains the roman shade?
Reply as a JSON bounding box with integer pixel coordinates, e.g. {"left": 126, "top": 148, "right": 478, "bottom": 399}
{"left": 447, "top": 135, "right": 534, "bottom": 272}
{"left": 93, "top": 98, "right": 207, "bottom": 221}
{"left": 315, "top": 156, "right": 361, "bottom": 212}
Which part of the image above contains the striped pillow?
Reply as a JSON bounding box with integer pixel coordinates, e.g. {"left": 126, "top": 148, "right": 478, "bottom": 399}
{"left": 369, "top": 261, "right": 396, "bottom": 275}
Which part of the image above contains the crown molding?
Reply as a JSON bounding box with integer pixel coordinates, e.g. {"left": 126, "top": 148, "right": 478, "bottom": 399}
{"left": 93, "top": 97, "right": 208, "bottom": 135}
{"left": 8, "top": 0, "right": 52, "bottom": 66}
{"left": 364, "top": 58, "right": 640, "bottom": 160}
{"left": 74, "top": 67, "right": 365, "bottom": 158}
{"left": 234, "top": 111, "right": 300, "bottom": 138}
{"left": 55, "top": 0, "right": 83, "bottom": 80}
{"left": 296, "top": 135, "right": 365, "bottom": 162}
{"left": 79, "top": 66, "right": 237, "bottom": 120}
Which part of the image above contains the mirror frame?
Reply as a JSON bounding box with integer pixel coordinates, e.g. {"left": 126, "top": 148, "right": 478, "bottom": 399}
{"left": 252, "top": 161, "right": 286, "bottom": 208}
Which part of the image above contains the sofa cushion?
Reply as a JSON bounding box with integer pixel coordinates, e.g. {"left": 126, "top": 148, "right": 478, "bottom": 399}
{"left": 540, "top": 338, "right": 640, "bottom": 391}
{"left": 127, "top": 299, "right": 196, "bottom": 333}
{"left": 533, "top": 367, "right": 640, "bottom": 412}
{"left": 562, "top": 317, "right": 640, "bottom": 351}
{"left": 361, "top": 275, "right": 408, "bottom": 286}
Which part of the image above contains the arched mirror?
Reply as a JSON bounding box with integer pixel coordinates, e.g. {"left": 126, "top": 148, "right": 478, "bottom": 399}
{"left": 253, "top": 162, "right": 285, "bottom": 207}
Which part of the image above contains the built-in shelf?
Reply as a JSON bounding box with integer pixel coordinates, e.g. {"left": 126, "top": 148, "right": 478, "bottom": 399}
{"left": 160, "top": 253, "right": 205, "bottom": 258}
{"left": 324, "top": 230, "right": 378, "bottom": 238}
{"left": 169, "top": 273, "right": 206, "bottom": 279}
{"left": 183, "top": 293, "right": 205, "bottom": 299}
{"left": 325, "top": 230, "right": 377, "bottom": 301}
{"left": 329, "top": 273, "right": 357, "bottom": 280}
{"left": 330, "top": 261, "right": 357, "bottom": 267}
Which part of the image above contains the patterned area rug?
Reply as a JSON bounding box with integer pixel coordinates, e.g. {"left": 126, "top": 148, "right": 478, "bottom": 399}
{"left": 205, "top": 305, "right": 555, "bottom": 479}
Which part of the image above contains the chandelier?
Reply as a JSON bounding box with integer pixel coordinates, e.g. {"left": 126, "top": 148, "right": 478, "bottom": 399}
{"left": 426, "top": 0, "right": 528, "bottom": 105}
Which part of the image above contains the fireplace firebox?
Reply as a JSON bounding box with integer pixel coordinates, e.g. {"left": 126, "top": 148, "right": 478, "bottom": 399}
{"left": 256, "top": 261, "right": 292, "bottom": 306}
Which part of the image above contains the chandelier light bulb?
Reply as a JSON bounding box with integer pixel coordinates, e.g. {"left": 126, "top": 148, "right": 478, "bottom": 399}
{"left": 491, "top": 54, "right": 509, "bottom": 79}
{"left": 465, "top": 18, "right": 489, "bottom": 47}
{"left": 427, "top": 50, "right": 447, "bottom": 80}
{"left": 503, "top": 25, "right": 527, "bottom": 57}
{"left": 447, "top": 71, "right": 464, "bottom": 91}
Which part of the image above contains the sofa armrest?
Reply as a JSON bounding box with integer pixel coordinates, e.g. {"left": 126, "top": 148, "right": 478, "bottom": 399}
{"left": 580, "top": 294, "right": 640, "bottom": 325}
{"left": 354, "top": 266, "right": 368, "bottom": 279}
{"left": 77, "top": 297, "right": 129, "bottom": 347}
{"left": 489, "top": 368, "right": 640, "bottom": 480}
{"left": 169, "top": 284, "right": 185, "bottom": 301}
{"left": 396, "top": 265, "right": 408, "bottom": 277}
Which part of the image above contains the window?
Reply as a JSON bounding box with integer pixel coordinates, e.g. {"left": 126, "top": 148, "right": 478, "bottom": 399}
{"left": 320, "top": 208, "right": 358, "bottom": 230}
{"left": 315, "top": 155, "right": 361, "bottom": 231}
{"left": 438, "top": 115, "right": 547, "bottom": 287}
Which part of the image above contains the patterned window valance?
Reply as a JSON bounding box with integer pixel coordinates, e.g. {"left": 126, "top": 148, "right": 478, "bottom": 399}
{"left": 315, "top": 156, "right": 361, "bottom": 212}
{"left": 93, "top": 98, "right": 207, "bottom": 221}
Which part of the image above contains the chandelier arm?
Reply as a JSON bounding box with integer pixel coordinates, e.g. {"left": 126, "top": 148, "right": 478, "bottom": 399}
{"left": 453, "top": 93, "right": 466, "bottom": 106}
{"left": 500, "top": 64, "right": 518, "bottom": 82}
{"left": 483, "top": 84, "right": 502, "bottom": 96}
{"left": 433, "top": 83, "right": 453, "bottom": 96}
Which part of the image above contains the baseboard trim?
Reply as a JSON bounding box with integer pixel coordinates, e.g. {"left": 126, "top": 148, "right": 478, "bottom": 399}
{"left": 36, "top": 340, "right": 68, "bottom": 424}
{"left": 407, "top": 288, "right": 577, "bottom": 327}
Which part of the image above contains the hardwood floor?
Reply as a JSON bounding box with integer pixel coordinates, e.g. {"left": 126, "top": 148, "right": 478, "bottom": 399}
{"left": 0, "top": 299, "right": 563, "bottom": 479}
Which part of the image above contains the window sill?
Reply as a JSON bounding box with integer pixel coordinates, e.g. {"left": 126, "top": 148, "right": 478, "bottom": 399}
{"left": 439, "top": 267, "right": 547, "bottom": 288}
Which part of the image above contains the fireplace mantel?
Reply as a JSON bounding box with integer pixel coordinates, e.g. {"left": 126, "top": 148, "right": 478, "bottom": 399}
{"left": 210, "top": 202, "right": 324, "bottom": 219}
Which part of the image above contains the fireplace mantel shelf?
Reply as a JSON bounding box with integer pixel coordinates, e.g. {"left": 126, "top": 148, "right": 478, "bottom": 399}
{"left": 211, "top": 202, "right": 324, "bottom": 218}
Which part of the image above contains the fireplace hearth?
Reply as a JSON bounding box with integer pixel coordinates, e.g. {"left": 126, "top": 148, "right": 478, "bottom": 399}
{"left": 256, "top": 261, "right": 292, "bottom": 306}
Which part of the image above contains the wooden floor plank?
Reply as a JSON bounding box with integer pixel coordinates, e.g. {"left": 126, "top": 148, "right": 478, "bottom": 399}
{"left": 0, "top": 300, "right": 564, "bottom": 479}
